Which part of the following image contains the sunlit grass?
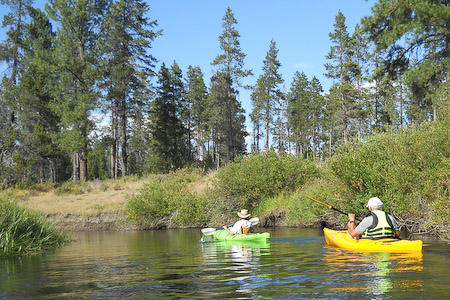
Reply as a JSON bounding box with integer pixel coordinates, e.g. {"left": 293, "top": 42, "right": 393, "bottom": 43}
{"left": 0, "top": 198, "right": 68, "bottom": 255}
{"left": 9, "top": 176, "right": 149, "bottom": 216}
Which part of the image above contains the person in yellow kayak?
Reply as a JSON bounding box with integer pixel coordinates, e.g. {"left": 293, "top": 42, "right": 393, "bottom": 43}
{"left": 223, "top": 209, "right": 254, "bottom": 235}
{"left": 347, "top": 197, "right": 401, "bottom": 239}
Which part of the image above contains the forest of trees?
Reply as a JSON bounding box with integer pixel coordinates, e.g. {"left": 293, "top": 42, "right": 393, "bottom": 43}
{"left": 0, "top": 0, "right": 449, "bottom": 187}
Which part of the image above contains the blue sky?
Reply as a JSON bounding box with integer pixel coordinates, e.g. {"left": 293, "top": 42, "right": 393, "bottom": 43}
{"left": 0, "top": 0, "right": 377, "bottom": 138}
{"left": 149, "top": 0, "right": 376, "bottom": 114}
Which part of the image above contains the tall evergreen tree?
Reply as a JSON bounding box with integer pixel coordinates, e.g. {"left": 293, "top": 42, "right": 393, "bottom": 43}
{"left": 250, "top": 81, "right": 264, "bottom": 153}
{"left": 351, "top": 24, "right": 370, "bottom": 140}
{"left": 309, "top": 76, "right": 324, "bottom": 159}
{"left": 251, "top": 39, "right": 283, "bottom": 151}
{"left": 0, "top": 0, "right": 32, "bottom": 186}
{"left": 0, "top": 0, "right": 32, "bottom": 126}
{"left": 370, "top": 52, "right": 404, "bottom": 130}
{"left": 100, "top": 0, "right": 160, "bottom": 178}
{"left": 363, "top": 0, "right": 450, "bottom": 124}
{"left": 150, "top": 62, "right": 187, "bottom": 172}
{"left": 211, "top": 7, "right": 251, "bottom": 164}
{"left": 19, "top": 7, "right": 65, "bottom": 184}
{"left": 324, "top": 10, "right": 359, "bottom": 145}
{"left": 46, "top": 0, "right": 106, "bottom": 181}
{"left": 185, "top": 65, "right": 209, "bottom": 163}
{"left": 286, "top": 71, "right": 310, "bottom": 157}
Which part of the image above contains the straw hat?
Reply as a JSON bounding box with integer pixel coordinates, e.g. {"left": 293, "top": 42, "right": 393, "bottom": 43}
{"left": 237, "top": 209, "right": 251, "bottom": 218}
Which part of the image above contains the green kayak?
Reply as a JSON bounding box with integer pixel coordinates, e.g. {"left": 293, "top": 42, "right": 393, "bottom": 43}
{"left": 213, "top": 230, "right": 270, "bottom": 242}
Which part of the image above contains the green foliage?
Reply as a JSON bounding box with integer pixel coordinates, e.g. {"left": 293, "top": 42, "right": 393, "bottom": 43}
{"left": 362, "top": 0, "right": 450, "bottom": 123}
{"left": 209, "top": 7, "right": 251, "bottom": 164}
{"left": 150, "top": 62, "right": 190, "bottom": 172}
{"left": 251, "top": 40, "right": 284, "bottom": 150}
{"left": 253, "top": 163, "right": 352, "bottom": 227}
{"left": 329, "top": 120, "right": 450, "bottom": 219}
{"left": 125, "top": 169, "right": 206, "bottom": 227}
{"left": 87, "top": 135, "right": 109, "bottom": 181}
{"left": 213, "top": 151, "right": 319, "bottom": 210}
{"left": 0, "top": 198, "right": 67, "bottom": 255}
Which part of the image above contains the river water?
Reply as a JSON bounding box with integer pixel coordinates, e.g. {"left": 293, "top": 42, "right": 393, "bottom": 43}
{"left": 1, "top": 228, "right": 449, "bottom": 299}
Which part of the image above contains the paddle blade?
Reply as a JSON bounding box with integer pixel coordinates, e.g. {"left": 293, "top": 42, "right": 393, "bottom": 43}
{"left": 201, "top": 228, "right": 217, "bottom": 236}
{"left": 250, "top": 217, "right": 259, "bottom": 226}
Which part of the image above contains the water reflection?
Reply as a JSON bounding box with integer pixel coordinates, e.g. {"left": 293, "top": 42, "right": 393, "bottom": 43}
{"left": 201, "top": 239, "right": 271, "bottom": 298}
{"left": 2, "top": 229, "right": 450, "bottom": 299}
{"left": 322, "top": 247, "right": 424, "bottom": 296}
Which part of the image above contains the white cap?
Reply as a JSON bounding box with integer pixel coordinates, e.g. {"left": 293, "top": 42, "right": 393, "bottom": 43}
{"left": 367, "top": 197, "right": 383, "bottom": 208}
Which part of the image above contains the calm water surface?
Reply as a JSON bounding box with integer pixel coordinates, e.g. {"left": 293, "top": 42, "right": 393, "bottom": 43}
{"left": 1, "top": 228, "right": 449, "bottom": 299}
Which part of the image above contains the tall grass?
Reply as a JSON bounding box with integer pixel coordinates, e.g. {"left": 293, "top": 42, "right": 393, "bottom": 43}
{"left": 0, "top": 198, "right": 67, "bottom": 255}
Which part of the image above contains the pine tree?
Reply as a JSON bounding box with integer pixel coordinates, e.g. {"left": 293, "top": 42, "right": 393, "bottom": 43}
{"left": 351, "top": 24, "right": 370, "bottom": 140}
{"left": 0, "top": 0, "right": 32, "bottom": 186}
{"left": 363, "top": 0, "right": 450, "bottom": 124}
{"left": 0, "top": 0, "right": 32, "bottom": 125}
{"left": 211, "top": 7, "right": 251, "bottom": 164}
{"left": 99, "top": 0, "right": 160, "bottom": 178}
{"left": 251, "top": 39, "right": 283, "bottom": 151}
{"left": 250, "top": 80, "right": 264, "bottom": 153}
{"left": 309, "top": 76, "right": 324, "bottom": 159}
{"left": 286, "top": 71, "right": 310, "bottom": 157}
{"left": 46, "top": 0, "right": 107, "bottom": 181}
{"left": 370, "top": 52, "right": 403, "bottom": 130}
{"left": 19, "top": 7, "right": 64, "bottom": 184}
{"left": 150, "top": 62, "right": 187, "bottom": 172}
{"left": 185, "top": 65, "right": 209, "bottom": 164}
{"left": 324, "top": 10, "right": 359, "bottom": 145}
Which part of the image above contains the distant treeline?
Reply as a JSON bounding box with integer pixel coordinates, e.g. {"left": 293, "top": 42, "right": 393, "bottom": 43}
{"left": 1, "top": 0, "right": 449, "bottom": 187}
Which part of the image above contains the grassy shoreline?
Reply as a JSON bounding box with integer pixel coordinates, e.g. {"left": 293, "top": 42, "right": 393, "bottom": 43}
{"left": 3, "top": 177, "right": 148, "bottom": 231}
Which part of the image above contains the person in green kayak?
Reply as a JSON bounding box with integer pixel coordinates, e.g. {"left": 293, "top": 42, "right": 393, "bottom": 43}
{"left": 223, "top": 209, "right": 254, "bottom": 235}
{"left": 347, "top": 197, "right": 401, "bottom": 239}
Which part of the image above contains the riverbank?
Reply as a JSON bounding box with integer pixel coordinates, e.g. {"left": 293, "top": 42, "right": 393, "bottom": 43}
{"left": 5, "top": 177, "right": 147, "bottom": 231}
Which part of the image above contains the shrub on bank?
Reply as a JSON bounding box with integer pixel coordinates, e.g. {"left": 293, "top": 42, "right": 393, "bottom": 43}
{"left": 328, "top": 119, "right": 450, "bottom": 234}
{"left": 125, "top": 169, "right": 207, "bottom": 228}
{"left": 213, "top": 151, "right": 319, "bottom": 210}
{"left": 0, "top": 198, "right": 67, "bottom": 255}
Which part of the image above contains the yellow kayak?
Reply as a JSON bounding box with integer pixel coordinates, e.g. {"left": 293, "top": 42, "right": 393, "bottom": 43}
{"left": 323, "top": 228, "right": 423, "bottom": 252}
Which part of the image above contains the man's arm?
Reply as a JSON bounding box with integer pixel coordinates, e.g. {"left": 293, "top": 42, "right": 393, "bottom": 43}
{"left": 347, "top": 216, "right": 372, "bottom": 238}
{"left": 347, "top": 221, "right": 361, "bottom": 238}
{"left": 223, "top": 226, "right": 234, "bottom": 235}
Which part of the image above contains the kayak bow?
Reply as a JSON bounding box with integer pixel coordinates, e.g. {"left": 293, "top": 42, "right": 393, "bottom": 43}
{"left": 213, "top": 230, "right": 270, "bottom": 242}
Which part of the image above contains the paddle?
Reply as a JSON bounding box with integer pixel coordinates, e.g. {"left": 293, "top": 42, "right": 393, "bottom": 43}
{"left": 201, "top": 217, "right": 260, "bottom": 236}
{"left": 305, "top": 195, "right": 362, "bottom": 221}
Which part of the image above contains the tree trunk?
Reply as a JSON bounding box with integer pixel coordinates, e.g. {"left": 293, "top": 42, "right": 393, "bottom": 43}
{"left": 110, "top": 98, "right": 117, "bottom": 179}
{"left": 79, "top": 151, "right": 87, "bottom": 181}
{"left": 39, "top": 160, "right": 44, "bottom": 184}
{"left": 73, "top": 152, "right": 79, "bottom": 181}
{"left": 120, "top": 95, "right": 127, "bottom": 177}
{"left": 328, "top": 123, "right": 333, "bottom": 157}
{"left": 312, "top": 113, "right": 316, "bottom": 160}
